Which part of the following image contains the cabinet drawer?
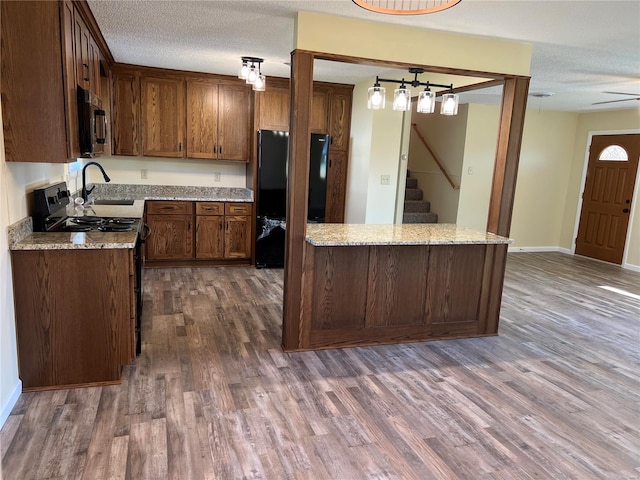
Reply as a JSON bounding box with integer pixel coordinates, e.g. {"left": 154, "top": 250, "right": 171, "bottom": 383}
{"left": 225, "top": 203, "right": 252, "bottom": 215}
{"left": 146, "top": 200, "right": 194, "bottom": 215}
{"left": 196, "top": 202, "right": 223, "bottom": 215}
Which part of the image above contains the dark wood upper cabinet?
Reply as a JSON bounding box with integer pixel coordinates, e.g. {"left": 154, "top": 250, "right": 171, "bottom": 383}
{"left": 218, "top": 84, "right": 251, "bottom": 162}
{"left": 311, "top": 90, "right": 329, "bottom": 133}
{"left": 329, "top": 91, "right": 352, "bottom": 152}
{"left": 256, "top": 87, "right": 290, "bottom": 131}
{"left": 1, "top": 1, "right": 69, "bottom": 163}
{"left": 141, "top": 76, "right": 185, "bottom": 158}
{"left": 187, "top": 80, "right": 218, "bottom": 160}
{"left": 112, "top": 71, "right": 141, "bottom": 156}
{"left": 1, "top": 1, "right": 111, "bottom": 163}
{"left": 186, "top": 80, "right": 251, "bottom": 162}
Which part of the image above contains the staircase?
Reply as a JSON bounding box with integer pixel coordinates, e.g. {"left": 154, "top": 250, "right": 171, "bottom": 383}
{"left": 403, "top": 173, "right": 438, "bottom": 224}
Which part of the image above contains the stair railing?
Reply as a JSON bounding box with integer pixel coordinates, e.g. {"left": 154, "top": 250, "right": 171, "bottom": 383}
{"left": 411, "top": 123, "right": 459, "bottom": 190}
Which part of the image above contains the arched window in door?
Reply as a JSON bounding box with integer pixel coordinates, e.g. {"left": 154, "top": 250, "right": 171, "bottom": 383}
{"left": 599, "top": 145, "right": 628, "bottom": 161}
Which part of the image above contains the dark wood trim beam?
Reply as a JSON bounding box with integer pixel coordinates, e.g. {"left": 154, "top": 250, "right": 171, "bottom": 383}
{"left": 282, "top": 50, "right": 314, "bottom": 351}
{"left": 307, "top": 50, "right": 530, "bottom": 83}
{"left": 487, "top": 76, "right": 530, "bottom": 237}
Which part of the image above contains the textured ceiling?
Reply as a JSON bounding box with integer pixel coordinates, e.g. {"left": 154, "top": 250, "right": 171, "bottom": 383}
{"left": 87, "top": 0, "right": 640, "bottom": 112}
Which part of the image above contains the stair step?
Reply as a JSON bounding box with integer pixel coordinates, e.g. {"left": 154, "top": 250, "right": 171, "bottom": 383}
{"left": 404, "top": 188, "right": 423, "bottom": 201}
{"left": 406, "top": 177, "right": 418, "bottom": 189}
{"left": 402, "top": 212, "right": 438, "bottom": 224}
{"left": 404, "top": 200, "right": 431, "bottom": 213}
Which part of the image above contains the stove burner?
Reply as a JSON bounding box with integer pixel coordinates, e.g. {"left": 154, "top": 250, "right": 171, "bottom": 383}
{"left": 109, "top": 218, "right": 135, "bottom": 225}
{"left": 63, "top": 225, "right": 92, "bottom": 232}
{"left": 98, "top": 224, "right": 134, "bottom": 232}
{"left": 71, "top": 216, "right": 104, "bottom": 225}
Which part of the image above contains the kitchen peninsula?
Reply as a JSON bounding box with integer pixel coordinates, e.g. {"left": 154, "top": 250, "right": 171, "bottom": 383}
{"left": 285, "top": 223, "right": 512, "bottom": 351}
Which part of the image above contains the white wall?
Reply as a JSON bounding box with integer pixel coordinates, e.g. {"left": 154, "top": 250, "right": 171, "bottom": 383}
{"left": 345, "top": 79, "right": 409, "bottom": 225}
{"left": 458, "top": 105, "right": 579, "bottom": 247}
{"left": 344, "top": 81, "right": 372, "bottom": 223}
{"left": 83, "top": 155, "right": 247, "bottom": 191}
{"left": 456, "top": 104, "right": 501, "bottom": 231}
{"left": 408, "top": 103, "right": 468, "bottom": 223}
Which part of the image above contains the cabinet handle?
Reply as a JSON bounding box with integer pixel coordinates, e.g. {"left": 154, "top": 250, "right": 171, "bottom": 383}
{"left": 82, "top": 63, "right": 89, "bottom": 82}
{"left": 219, "top": 145, "right": 222, "bottom": 154}
{"left": 178, "top": 142, "right": 182, "bottom": 152}
{"left": 330, "top": 135, "right": 333, "bottom": 145}
{"left": 329, "top": 158, "right": 332, "bottom": 167}
{"left": 219, "top": 221, "right": 223, "bottom": 231}
{"left": 213, "top": 144, "right": 217, "bottom": 154}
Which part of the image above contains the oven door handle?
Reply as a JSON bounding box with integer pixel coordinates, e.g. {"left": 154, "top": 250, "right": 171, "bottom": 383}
{"left": 140, "top": 223, "right": 152, "bottom": 243}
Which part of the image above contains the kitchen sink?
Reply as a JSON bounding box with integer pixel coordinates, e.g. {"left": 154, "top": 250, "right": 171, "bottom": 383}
{"left": 93, "top": 199, "right": 135, "bottom": 205}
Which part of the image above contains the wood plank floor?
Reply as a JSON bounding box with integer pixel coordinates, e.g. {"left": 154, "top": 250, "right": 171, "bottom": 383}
{"left": 1, "top": 252, "right": 639, "bottom": 479}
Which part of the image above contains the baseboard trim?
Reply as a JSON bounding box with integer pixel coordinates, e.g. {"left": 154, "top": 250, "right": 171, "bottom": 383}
{"left": 508, "top": 246, "right": 565, "bottom": 253}
{"left": 623, "top": 263, "right": 640, "bottom": 273}
{"left": 507, "top": 247, "right": 640, "bottom": 272}
{"left": 0, "top": 380, "right": 22, "bottom": 429}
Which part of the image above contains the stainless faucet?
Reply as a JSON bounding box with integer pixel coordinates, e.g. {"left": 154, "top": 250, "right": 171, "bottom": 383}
{"left": 81, "top": 161, "right": 111, "bottom": 202}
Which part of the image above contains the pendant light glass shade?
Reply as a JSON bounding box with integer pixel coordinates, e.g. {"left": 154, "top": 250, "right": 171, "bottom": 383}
{"left": 253, "top": 73, "right": 266, "bottom": 91}
{"left": 417, "top": 90, "right": 436, "bottom": 113}
{"left": 246, "top": 65, "right": 258, "bottom": 85}
{"left": 238, "top": 61, "right": 249, "bottom": 80}
{"left": 393, "top": 87, "right": 412, "bottom": 111}
{"left": 440, "top": 93, "right": 459, "bottom": 115}
{"left": 367, "top": 85, "right": 386, "bottom": 109}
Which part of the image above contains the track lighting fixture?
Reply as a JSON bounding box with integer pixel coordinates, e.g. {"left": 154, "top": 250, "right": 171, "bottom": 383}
{"left": 239, "top": 57, "right": 266, "bottom": 91}
{"left": 367, "top": 68, "right": 459, "bottom": 115}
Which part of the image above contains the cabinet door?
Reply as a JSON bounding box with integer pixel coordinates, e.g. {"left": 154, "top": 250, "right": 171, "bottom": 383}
{"left": 325, "top": 150, "right": 348, "bottom": 223}
{"left": 329, "top": 93, "right": 351, "bottom": 152}
{"left": 146, "top": 214, "right": 194, "bottom": 260}
{"left": 257, "top": 87, "right": 290, "bottom": 131}
{"left": 73, "top": 11, "right": 91, "bottom": 90}
{"left": 196, "top": 215, "right": 224, "bottom": 259}
{"left": 311, "top": 90, "right": 329, "bottom": 133}
{"left": 186, "top": 80, "right": 218, "bottom": 159}
{"left": 218, "top": 84, "right": 251, "bottom": 162}
{"left": 112, "top": 72, "right": 140, "bottom": 156}
{"left": 141, "top": 76, "right": 185, "bottom": 158}
{"left": 224, "top": 215, "right": 251, "bottom": 259}
{"left": 89, "top": 38, "right": 101, "bottom": 101}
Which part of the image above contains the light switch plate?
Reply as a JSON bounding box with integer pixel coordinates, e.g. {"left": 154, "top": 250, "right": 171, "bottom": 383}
{"left": 380, "top": 174, "right": 391, "bottom": 185}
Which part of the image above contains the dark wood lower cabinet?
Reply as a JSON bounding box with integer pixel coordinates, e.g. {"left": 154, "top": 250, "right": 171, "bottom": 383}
{"left": 147, "top": 200, "right": 252, "bottom": 265}
{"left": 11, "top": 249, "right": 134, "bottom": 390}
{"left": 289, "top": 243, "right": 507, "bottom": 351}
{"left": 146, "top": 213, "right": 194, "bottom": 260}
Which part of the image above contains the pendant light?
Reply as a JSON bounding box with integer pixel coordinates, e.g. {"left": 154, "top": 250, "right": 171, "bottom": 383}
{"left": 367, "top": 80, "right": 386, "bottom": 109}
{"left": 440, "top": 91, "right": 459, "bottom": 115}
{"left": 367, "top": 68, "right": 458, "bottom": 116}
{"left": 417, "top": 85, "right": 435, "bottom": 114}
{"left": 240, "top": 57, "right": 267, "bottom": 91}
{"left": 393, "top": 81, "right": 412, "bottom": 111}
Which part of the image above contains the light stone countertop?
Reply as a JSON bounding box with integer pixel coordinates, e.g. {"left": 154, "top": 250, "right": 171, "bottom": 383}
{"left": 305, "top": 223, "right": 513, "bottom": 246}
{"left": 9, "top": 184, "right": 254, "bottom": 251}
{"left": 10, "top": 231, "right": 138, "bottom": 250}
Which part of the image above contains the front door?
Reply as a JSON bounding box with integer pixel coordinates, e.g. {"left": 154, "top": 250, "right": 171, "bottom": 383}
{"left": 575, "top": 134, "right": 639, "bottom": 264}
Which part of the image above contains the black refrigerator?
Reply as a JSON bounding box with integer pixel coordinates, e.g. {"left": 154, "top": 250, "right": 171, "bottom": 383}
{"left": 256, "top": 129, "right": 329, "bottom": 268}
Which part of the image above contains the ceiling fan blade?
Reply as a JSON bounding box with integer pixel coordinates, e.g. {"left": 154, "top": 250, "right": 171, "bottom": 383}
{"left": 602, "top": 91, "right": 640, "bottom": 96}
{"left": 592, "top": 97, "right": 640, "bottom": 105}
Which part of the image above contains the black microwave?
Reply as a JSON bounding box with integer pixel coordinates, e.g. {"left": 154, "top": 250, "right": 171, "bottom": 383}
{"left": 77, "top": 85, "right": 106, "bottom": 157}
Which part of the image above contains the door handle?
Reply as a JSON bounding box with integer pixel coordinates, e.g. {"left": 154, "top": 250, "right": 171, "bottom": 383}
{"left": 623, "top": 208, "right": 629, "bottom": 213}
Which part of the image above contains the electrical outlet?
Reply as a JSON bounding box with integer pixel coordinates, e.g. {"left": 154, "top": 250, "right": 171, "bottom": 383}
{"left": 141, "top": 169, "right": 148, "bottom": 179}
{"left": 213, "top": 172, "right": 221, "bottom": 182}
{"left": 380, "top": 174, "right": 391, "bottom": 185}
